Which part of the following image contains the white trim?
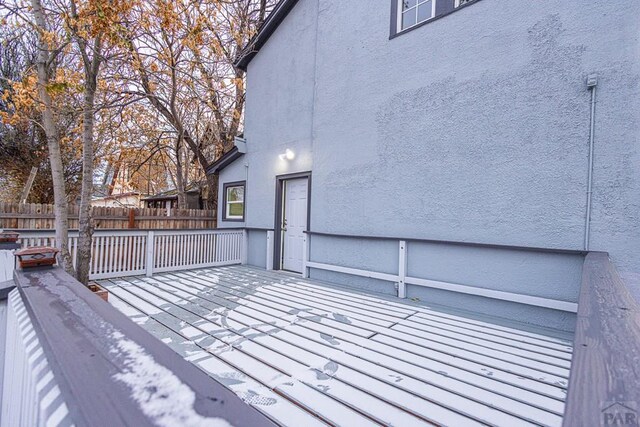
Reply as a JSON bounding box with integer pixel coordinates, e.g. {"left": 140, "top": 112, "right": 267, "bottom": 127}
{"left": 405, "top": 276, "right": 579, "bottom": 313}
{"left": 304, "top": 235, "right": 578, "bottom": 313}
{"left": 225, "top": 185, "right": 245, "bottom": 220}
{"left": 145, "top": 231, "right": 155, "bottom": 277}
{"left": 306, "top": 261, "right": 399, "bottom": 283}
{"left": 398, "top": 241, "right": 407, "bottom": 298}
{"left": 266, "top": 230, "right": 274, "bottom": 271}
{"left": 302, "top": 234, "right": 309, "bottom": 278}
{"left": 241, "top": 229, "right": 249, "bottom": 265}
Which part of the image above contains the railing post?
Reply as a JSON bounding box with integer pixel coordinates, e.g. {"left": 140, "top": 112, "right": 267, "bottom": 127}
{"left": 0, "top": 243, "right": 19, "bottom": 282}
{"left": 302, "top": 233, "right": 309, "bottom": 279}
{"left": 241, "top": 229, "right": 248, "bottom": 265}
{"left": 398, "top": 240, "right": 407, "bottom": 298}
{"left": 266, "top": 231, "right": 274, "bottom": 271}
{"left": 146, "top": 231, "right": 154, "bottom": 277}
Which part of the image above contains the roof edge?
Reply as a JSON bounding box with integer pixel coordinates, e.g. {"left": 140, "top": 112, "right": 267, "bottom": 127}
{"left": 206, "top": 137, "right": 247, "bottom": 175}
{"left": 235, "top": 0, "right": 300, "bottom": 71}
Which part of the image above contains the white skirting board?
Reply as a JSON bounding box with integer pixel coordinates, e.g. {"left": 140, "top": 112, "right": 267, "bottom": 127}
{"left": 0, "top": 251, "right": 15, "bottom": 282}
{"left": 1, "top": 289, "right": 71, "bottom": 427}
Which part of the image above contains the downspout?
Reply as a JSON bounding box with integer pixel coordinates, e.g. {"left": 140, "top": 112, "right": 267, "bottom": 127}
{"left": 245, "top": 162, "right": 249, "bottom": 222}
{"left": 584, "top": 74, "right": 598, "bottom": 250}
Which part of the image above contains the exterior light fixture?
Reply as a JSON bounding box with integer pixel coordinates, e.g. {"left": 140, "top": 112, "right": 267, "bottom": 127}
{"left": 14, "top": 246, "right": 59, "bottom": 269}
{"left": 279, "top": 149, "right": 295, "bottom": 161}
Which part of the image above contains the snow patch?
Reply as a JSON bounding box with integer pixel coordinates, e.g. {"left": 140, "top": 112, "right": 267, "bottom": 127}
{"left": 110, "top": 331, "right": 232, "bottom": 427}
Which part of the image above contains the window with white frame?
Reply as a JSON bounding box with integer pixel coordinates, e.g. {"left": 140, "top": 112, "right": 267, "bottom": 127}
{"left": 399, "top": 0, "right": 436, "bottom": 31}
{"left": 223, "top": 182, "right": 245, "bottom": 221}
{"left": 395, "top": 0, "right": 475, "bottom": 34}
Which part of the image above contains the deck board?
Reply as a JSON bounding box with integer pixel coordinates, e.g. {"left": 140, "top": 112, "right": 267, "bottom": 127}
{"left": 164, "top": 269, "right": 570, "bottom": 390}
{"left": 218, "top": 266, "right": 573, "bottom": 343}
{"left": 158, "top": 269, "right": 571, "bottom": 394}
{"left": 176, "top": 269, "right": 571, "bottom": 382}
{"left": 100, "top": 265, "right": 574, "bottom": 427}
{"left": 118, "top": 278, "right": 549, "bottom": 424}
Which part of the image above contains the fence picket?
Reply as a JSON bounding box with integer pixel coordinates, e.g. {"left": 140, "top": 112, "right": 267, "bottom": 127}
{"left": 0, "top": 202, "right": 215, "bottom": 230}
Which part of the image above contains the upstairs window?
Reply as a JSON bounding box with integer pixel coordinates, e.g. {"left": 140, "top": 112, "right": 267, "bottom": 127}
{"left": 400, "top": 0, "right": 435, "bottom": 31}
{"left": 223, "top": 182, "right": 245, "bottom": 221}
{"left": 393, "top": 0, "right": 479, "bottom": 37}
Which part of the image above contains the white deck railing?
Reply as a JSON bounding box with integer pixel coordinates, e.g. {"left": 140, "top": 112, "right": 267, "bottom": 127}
{"left": 1, "top": 290, "right": 70, "bottom": 427}
{"left": 17, "top": 229, "right": 245, "bottom": 280}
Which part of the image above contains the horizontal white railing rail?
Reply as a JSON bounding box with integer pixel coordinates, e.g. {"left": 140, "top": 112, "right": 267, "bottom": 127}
{"left": 302, "top": 232, "right": 580, "bottom": 313}
{"left": 17, "top": 229, "right": 244, "bottom": 280}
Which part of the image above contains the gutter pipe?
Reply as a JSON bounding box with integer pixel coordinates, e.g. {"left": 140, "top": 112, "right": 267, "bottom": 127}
{"left": 584, "top": 74, "right": 598, "bottom": 250}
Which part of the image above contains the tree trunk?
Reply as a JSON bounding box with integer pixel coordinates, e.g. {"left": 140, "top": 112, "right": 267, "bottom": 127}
{"left": 30, "top": 0, "right": 74, "bottom": 274}
{"left": 175, "top": 137, "right": 187, "bottom": 210}
{"left": 76, "top": 85, "right": 97, "bottom": 284}
{"left": 75, "top": 35, "right": 102, "bottom": 285}
{"left": 206, "top": 173, "right": 218, "bottom": 225}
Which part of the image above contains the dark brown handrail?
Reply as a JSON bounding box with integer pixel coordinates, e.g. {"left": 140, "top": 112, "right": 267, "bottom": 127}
{"left": 563, "top": 252, "right": 640, "bottom": 426}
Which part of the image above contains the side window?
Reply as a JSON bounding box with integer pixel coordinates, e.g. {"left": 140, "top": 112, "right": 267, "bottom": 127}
{"left": 392, "top": 0, "right": 479, "bottom": 37}
{"left": 222, "top": 182, "right": 245, "bottom": 221}
{"left": 400, "top": 0, "right": 435, "bottom": 31}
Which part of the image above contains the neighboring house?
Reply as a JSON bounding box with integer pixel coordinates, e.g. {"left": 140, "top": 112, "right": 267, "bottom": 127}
{"left": 91, "top": 191, "right": 143, "bottom": 208}
{"left": 209, "top": 0, "right": 640, "bottom": 331}
{"left": 142, "top": 188, "right": 203, "bottom": 211}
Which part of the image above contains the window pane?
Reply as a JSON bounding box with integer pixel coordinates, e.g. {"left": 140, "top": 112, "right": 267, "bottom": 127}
{"left": 228, "top": 203, "right": 244, "bottom": 217}
{"left": 227, "top": 186, "right": 244, "bottom": 202}
{"left": 417, "top": 1, "right": 433, "bottom": 23}
{"left": 402, "top": 9, "right": 416, "bottom": 29}
{"left": 401, "top": 0, "right": 417, "bottom": 11}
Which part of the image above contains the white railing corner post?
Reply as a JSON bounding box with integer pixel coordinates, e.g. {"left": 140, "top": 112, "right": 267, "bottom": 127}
{"left": 266, "top": 231, "right": 274, "bottom": 271}
{"left": 302, "top": 233, "right": 309, "bottom": 279}
{"left": 241, "top": 229, "right": 249, "bottom": 265}
{"left": 398, "top": 240, "right": 407, "bottom": 299}
{"left": 146, "top": 231, "right": 155, "bottom": 277}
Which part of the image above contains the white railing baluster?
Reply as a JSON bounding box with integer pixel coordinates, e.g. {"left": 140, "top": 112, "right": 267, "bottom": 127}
{"left": 146, "top": 231, "right": 155, "bottom": 277}
{"left": 106, "top": 236, "right": 112, "bottom": 274}
{"left": 116, "top": 235, "right": 122, "bottom": 273}
{"left": 96, "top": 236, "right": 103, "bottom": 276}
{"left": 171, "top": 235, "right": 177, "bottom": 268}
{"left": 158, "top": 236, "right": 169, "bottom": 267}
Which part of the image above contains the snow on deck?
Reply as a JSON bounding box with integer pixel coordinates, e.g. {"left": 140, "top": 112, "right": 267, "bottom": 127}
{"left": 99, "top": 265, "right": 573, "bottom": 427}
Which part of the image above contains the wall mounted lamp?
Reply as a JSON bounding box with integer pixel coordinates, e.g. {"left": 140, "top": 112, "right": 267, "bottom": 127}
{"left": 279, "top": 149, "right": 295, "bottom": 161}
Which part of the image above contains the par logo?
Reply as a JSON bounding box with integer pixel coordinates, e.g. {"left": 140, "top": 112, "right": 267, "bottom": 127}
{"left": 602, "top": 402, "right": 638, "bottom": 426}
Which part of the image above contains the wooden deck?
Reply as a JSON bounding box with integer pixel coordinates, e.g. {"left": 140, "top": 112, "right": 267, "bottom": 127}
{"left": 99, "top": 265, "right": 574, "bottom": 427}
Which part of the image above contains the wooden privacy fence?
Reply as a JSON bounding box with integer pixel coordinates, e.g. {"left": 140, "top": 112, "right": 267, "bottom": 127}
{"left": 17, "top": 229, "right": 245, "bottom": 279}
{"left": 0, "top": 202, "right": 216, "bottom": 230}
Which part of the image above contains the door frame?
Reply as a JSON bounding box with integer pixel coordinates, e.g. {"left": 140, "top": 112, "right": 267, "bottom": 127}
{"left": 274, "top": 171, "right": 312, "bottom": 271}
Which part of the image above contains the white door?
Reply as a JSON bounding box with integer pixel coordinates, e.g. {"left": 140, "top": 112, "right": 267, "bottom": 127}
{"left": 282, "top": 178, "right": 308, "bottom": 273}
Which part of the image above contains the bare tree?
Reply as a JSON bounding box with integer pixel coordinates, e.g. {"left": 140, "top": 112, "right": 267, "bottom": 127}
{"left": 28, "top": 0, "right": 74, "bottom": 273}
{"left": 122, "top": 0, "right": 274, "bottom": 214}
{"left": 67, "top": 0, "right": 104, "bottom": 284}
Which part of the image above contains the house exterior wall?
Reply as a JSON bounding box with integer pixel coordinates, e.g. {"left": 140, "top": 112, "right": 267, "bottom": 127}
{"left": 218, "top": 0, "right": 640, "bottom": 331}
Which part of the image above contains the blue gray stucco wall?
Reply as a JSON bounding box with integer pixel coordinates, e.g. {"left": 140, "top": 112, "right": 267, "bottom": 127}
{"left": 218, "top": 0, "right": 640, "bottom": 331}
